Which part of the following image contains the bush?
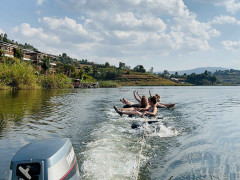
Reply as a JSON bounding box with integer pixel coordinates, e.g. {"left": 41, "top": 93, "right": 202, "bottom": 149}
{"left": 0, "top": 49, "right": 5, "bottom": 58}
{"left": 14, "top": 48, "right": 24, "bottom": 59}
{"left": 41, "top": 73, "right": 73, "bottom": 89}
{"left": 0, "top": 60, "right": 40, "bottom": 89}
{"left": 81, "top": 74, "right": 96, "bottom": 82}
{"left": 99, "top": 81, "right": 120, "bottom": 88}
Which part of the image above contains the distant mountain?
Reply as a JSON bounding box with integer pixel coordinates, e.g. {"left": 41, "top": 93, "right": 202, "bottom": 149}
{"left": 157, "top": 67, "right": 229, "bottom": 75}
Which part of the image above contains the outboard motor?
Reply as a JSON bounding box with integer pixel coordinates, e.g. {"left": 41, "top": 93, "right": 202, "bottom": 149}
{"left": 9, "top": 138, "right": 80, "bottom": 180}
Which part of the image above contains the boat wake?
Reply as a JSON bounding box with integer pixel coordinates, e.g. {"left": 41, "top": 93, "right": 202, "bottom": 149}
{"left": 81, "top": 108, "right": 178, "bottom": 180}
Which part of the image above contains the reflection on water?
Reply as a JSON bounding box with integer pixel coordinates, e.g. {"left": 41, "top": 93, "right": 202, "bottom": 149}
{"left": 1, "top": 87, "right": 240, "bottom": 180}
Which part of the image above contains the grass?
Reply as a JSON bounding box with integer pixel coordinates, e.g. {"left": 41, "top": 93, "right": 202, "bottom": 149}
{"left": 0, "top": 60, "right": 40, "bottom": 89}
{"left": 99, "top": 81, "right": 121, "bottom": 88}
{"left": 41, "top": 73, "right": 73, "bottom": 89}
{"left": 116, "top": 73, "right": 183, "bottom": 86}
{"left": 0, "top": 58, "right": 73, "bottom": 89}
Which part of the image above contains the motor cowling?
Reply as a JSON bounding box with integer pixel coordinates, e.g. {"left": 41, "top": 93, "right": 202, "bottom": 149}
{"left": 9, "top": 138, "right": 80, "bottom": 180}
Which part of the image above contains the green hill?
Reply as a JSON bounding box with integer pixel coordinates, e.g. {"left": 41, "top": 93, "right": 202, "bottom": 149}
{"left": 214, "top": 69, "right": 240, "bottom": 85}
{"left": 116, "top": 73, "right": 179, "bottom": 86}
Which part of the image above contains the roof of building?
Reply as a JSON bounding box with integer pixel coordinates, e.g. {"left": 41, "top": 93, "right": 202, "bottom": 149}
{"left": 0, "top": 41, "right": 18, "bottom": 48}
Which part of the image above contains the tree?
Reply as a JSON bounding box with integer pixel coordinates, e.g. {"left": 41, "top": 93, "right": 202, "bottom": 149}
{"left": 84, "top": 66, "right": 91, "bottom": 74}
{"left": 175, "top": 72, "right": 178, "bottom": 76}
{"left": 41, "top": 56, "right": 50, "bottom": 74}
{"left": 119, "top": 62, "right": 125, "bottom": 69}
{"left": 14, "top": 48, "right": 24, "bottom": 59}
{"left": 79, "top": 69, "right": 85, "bottom": 80}
{"left": 0, "top": 49, "right": 5, "bottom": 58}
{"left": 0, "top": 33, "right": 3, "bottom": 41}
{"left": 105, "top": 62, "right": 110, "bottom": 68}
{"left": 3, "top": 33, "right": 8, "bottom": 42}
{"left": 163, "top": 70, "right": 170, "bottom": 77}
{"left": 63, "top": 64, "right": 75, "bottom": 77}
{"left": 133, "top": 65, "right": 146, "bottom": 73}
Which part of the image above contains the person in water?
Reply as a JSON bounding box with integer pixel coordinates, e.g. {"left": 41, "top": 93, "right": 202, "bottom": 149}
{"left": 149, "top": 90, "right": 175, "bottom": 108}
{"left": 120, "top": 90, "right": 142, "bottom": 106}
{"left": 118, "top": 95, "right": 149, "bottom": 112}
{"left": 121, "top": 90, "right": 161, "bottom": 107}
{"left": 114, "top": 96, "right": 158, "bottom": 117}
{"left": 120, "top": 91, "right": 148, "bottom": 108}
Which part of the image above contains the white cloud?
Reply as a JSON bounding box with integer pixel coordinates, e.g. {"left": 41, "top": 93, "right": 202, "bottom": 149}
{"left": 221, "top": 0, "right": 240, "bottom": 14}
{"left": 209, "top": 29, "right": 221, "bottom": 37}
{"left": 11, "top": 0, "right": 221, "bottom": 63}
{"left": 209, "top": 15, "right": 240, "bottom": 25}
{"left": 194, "top": 0, "right": 240, "bottom": 14}
{"left": 222, "top": 40, "right": 240, "bottom": 51}
{"left": 41, "top": 17, "right": 90, "bottom": 41}
{"left": 12, "top": 23, "right": 61, "bottom": 53}
{"left": 37, "top": 0, "right": 46, "bottom": 6}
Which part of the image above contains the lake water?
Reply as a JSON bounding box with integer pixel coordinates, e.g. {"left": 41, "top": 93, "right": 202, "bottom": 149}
{"left": 0, "top": 86, "right": 240, "bottom": 180}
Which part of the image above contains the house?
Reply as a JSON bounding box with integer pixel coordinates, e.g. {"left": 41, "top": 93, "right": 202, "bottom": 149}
{"left": 0, "top": 41, "right": 58, "bottom": 72}
{"left": 0, "top": 41, "right": 18, "bottom": 58}
{"left": 170, "top": 77, "right": 186, "bottom": 83}
{"left": 0, "top": 41, "right": 36, "bottom": 62}
{"left": 24, "top": 50, "right": 45, "bottom": 63}
{"left": 22, "top": 49, "right": 33, "bottom": 61}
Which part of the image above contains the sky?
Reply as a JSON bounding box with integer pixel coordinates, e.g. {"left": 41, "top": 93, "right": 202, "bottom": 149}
{"left": 1, "top": 0, "right": 240, "bottom": 71}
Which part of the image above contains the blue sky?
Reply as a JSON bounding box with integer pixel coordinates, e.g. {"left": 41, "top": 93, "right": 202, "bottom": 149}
{"left": 1, "top": 0, "right": 240, "bottom": 71}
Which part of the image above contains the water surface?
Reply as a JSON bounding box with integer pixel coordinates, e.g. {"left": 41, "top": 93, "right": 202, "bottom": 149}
{"left": 0, "top": 87, "right": 240, "bottom": 180}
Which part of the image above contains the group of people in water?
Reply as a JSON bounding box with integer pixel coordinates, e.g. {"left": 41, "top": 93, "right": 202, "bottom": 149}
{"left": 114, "top": 90, "right": 163, "bottom": 117}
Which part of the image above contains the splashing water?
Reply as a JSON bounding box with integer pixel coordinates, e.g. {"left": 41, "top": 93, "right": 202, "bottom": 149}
{"left": 81, "top": 108, "right": 178, "bottom": 180}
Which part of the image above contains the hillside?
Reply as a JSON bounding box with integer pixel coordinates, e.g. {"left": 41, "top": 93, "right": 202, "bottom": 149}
{"left": 214, "top": 69, "right": 240, "bottom": 85}
{"left": 116, "top": 73, "right": 179, "bottom": 86}
{"left": 164, "top": 67, "right": 229, "bottom": 75}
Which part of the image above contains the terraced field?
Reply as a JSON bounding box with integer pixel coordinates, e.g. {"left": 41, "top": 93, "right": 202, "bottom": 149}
{"left": 116, "top": 73, "right": 179, "bottom": 86}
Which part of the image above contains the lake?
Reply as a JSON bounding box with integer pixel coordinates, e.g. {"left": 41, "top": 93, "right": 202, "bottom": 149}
{"left": 1, "top": 86, "right": 240, "bottom": 180}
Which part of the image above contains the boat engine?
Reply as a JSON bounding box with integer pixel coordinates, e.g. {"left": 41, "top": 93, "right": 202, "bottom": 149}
{"left": 9, "top": 138, "right": 80, "bottom": 180}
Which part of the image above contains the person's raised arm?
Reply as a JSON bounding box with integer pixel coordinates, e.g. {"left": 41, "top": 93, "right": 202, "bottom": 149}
{"left": 136, "top": 91, "right": 142, "bottom": 99}
{"left": 149, "top": 90, "right": 152, "bottom": 97}
{"left": 133, "top": 91, "right": 141, "bottom": 102}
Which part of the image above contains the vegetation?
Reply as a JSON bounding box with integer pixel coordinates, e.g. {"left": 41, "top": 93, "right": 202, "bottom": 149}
{"left": 0, "top": 59, "right": 40, "bottom": 89}
{"left": 0, "top": 49, "right": 5, "bottom": 58}
{"left": 4, "top": 33, "right": 233, "bottom": 88}
{"left": 133, "top": 65, "right": 146, "bottom": 73}
{"left": 99, "top": 81, "right": 121, "bottom": 88}
{"left": 13, "top": 48, "right": 24, "bottom": 59}
{"left": 214, "top": 69, "right": 240, "bottom": 85}
{"left": 159, "top": 70, "right": 218, "bottom": 85}
{"left": 0, "top": 58, "right": 73, "bottom": 89}
{"left": 186, "top": 71, "right": 217, "bottom": 85}
{"left": 41, "top": 56, "right": 50, "bottom": 74}
{"left": 118, "top": 73, "right": 178, "bottom": 86}
{"left": 41, "top": 74, "right": 73, "bottom": 89}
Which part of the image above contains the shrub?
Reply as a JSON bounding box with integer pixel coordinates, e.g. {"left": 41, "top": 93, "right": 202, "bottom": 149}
{"left": 14, "top": 48, "right": 24, "bottom": 59}
{"left": 41, "top": 73, "right": 73, "bottom": 89}
{"left": 0, "top": 60, "right": 40, "bottom": 89}
{"left": 99, "top": 81, "right": 120, "bottom": 88}
{"left": 0, "top": 49, "right": 5, "bottom": 58}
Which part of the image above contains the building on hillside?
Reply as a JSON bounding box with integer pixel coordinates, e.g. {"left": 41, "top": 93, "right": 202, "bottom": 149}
{"left": 0, "top": 41, "right": 18, "bottom": 58}
{"left": 24, "top": 50, "right": 45, "bottom": 63}
{"left": 170, "top": 77, "right": 186, "bottom": 83}
{"left": 0, "top": 41, "right": 58, "bottom": 69}
{"left": 22, "top": 49, "right": 33, "bottom": 61}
